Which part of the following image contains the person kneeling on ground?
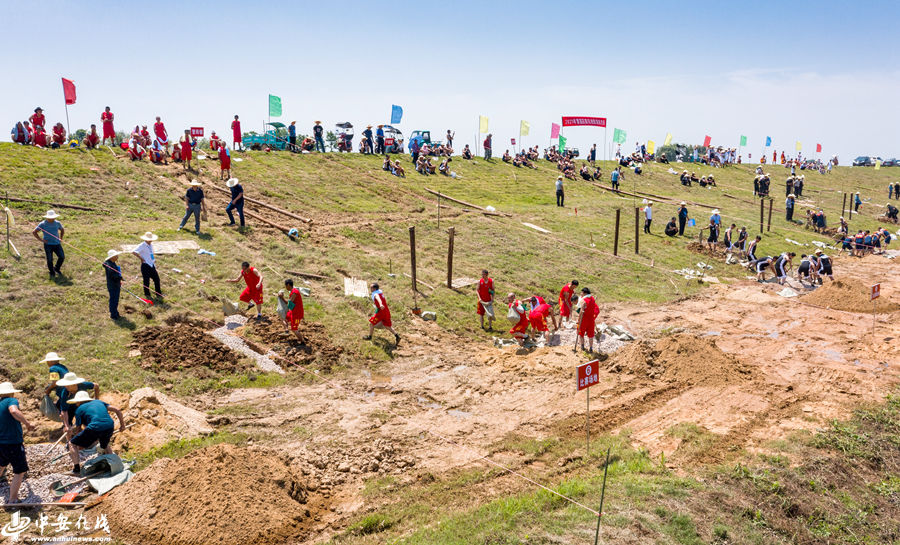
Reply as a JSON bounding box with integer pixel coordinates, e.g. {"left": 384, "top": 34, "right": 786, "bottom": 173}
{"left": 365, "top": 283, "right": 400, "bottom": 346}
{"left": 66, "top": 391, "right": 124, "bottom": 475}
{"left": 382, "top": 156, "right": 392, "bottom": 172}
{"left": 462, "top": 145, "right": 473, "bottom": 160}
{"left": 0, "top": 382, "right": 34, "bottom": 504}
{"left": 886, "top": 203, "right": 899, "bottom": 222}
{"left": 392, "top": 160, "right": 405, "bottom": 178}
{"left": 502, "top": 150, "right": 512, "bottom": 163}
{"left": 665, "top": 217, "right": 678, "bottom": 237}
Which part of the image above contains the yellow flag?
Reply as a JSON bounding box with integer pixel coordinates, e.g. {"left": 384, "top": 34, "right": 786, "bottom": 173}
{"left": 795, "top": 141, "right": 802, "bottom": 151}
{"left": 875, "top": 160, "right": 881, "bottom": 170}
{"left": 663, "top": 133, "right": 672, "bottom": 146}
{"left": 479, "top": 116, "right": 489, "bottom": 134}
{"left": 519, "top": 120, "right": 530, "bottom": 137}
{"left": 647, "top": 140, "right": 655, "bottom": 154}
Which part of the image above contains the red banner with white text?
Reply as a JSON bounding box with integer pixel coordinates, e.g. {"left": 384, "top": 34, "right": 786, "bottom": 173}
{"left": 561, "top": 116, "right": 607, "bottom": 128}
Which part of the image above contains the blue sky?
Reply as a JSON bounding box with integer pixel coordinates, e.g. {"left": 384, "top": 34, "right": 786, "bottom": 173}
{"left": 2, "top": 0, "right": 898, "bottom": 159}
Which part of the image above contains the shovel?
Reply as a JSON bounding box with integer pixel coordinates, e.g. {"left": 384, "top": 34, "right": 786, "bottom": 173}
{"left": 50, "top": 474, "right": 99, "bottom": 497}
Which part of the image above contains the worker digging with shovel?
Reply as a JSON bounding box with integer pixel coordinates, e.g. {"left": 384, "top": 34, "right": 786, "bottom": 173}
{"left": 0, "top": 382, "right": 35, "bottom": 505}
{"left": 65, "top": 392, "right": 125, "bottom": 475}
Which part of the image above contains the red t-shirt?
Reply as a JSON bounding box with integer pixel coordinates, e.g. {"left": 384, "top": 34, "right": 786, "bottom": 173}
{"left": 241, "top": 267, "right": 260, "bottom": 289}
{"left": 477, "top": 278, "right": 493, "bottom": 301}
{"left": 559, "top": 284, "right": 574, "bottom": 306}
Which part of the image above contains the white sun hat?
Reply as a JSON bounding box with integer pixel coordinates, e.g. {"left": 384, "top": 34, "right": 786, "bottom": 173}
{"left": 140, "top": 232, "right": 159, "bottom": 242}
{"left": 66, "top": 391, "right": 93, "bottom": 405}
{"left": 40, "top": 352, "right": 64, "bottom": 363}
{"left": 56, "top": 372, "right": 85, "bottom": 387}
{"left": 226, "top": 178, "right": 240, "bottom": 188}
{"left": 189, "top": 180, "right": 202, "bottom": 186}
{"left": 43, "top": 210, "right": 60, "bottom": 219}
{"left": 106, "top": 249, "right": 123, "bottom": 259}
{"left": 0, "top": 382, "right": 21, "bottom": 395}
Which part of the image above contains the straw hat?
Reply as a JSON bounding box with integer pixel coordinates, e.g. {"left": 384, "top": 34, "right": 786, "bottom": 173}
{"left": 366, "top": 125, "right": 372, "bottom": 128}
{"left": 0, "top": 382, "right": 21, "bottom": 395}
{"left": 66, "top": 391, "right": 93, "bottom": 405}
{"left": 647, "top": 201, "right": 653, "bottom": 206}
{"left": 106, "top": 249, "right": 122, "bottom": 259}
{"left": 680, "top": 201, "right": 687, "bottom": 206}
{"left": 43, "top": 210, "right": 60, "bottom": 219}
{"left": 788, "top": 194, "right": 795, "bottom": 198}
{"left": 226, "top": 178, "right": 239, "bottom": 188}
{"left": 711, "top": 209, "right": 720, "bottom": 215}
{"left": 140, "top": 232, "right": 159, "bottom": 242}
{"left": 56, "top": 372, "right": 85, "bottom": 387}
{"left": 557, "top": 175, "right": 563, "bottom": 180}
{"left": 40, "top": 352, "right": 64, "bottom": 363}
{"left": 189, "top": 180, "right": 202, "bottom": 186}
{"left": 815, "top": 250, "right": 823, "bottom": 255}
{"left": 314, "top": 121, "right": 321, "bottom": 124}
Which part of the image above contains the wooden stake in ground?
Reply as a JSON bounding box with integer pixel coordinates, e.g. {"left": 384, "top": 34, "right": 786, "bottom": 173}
{"left": 613, "top": 208, "right": 620, "bottom": 256}
{"left": 409, "top": 226, "right": 417, "bottom": 293}
{"left": 759, "top": 198, "right": 764, "bottom": 234}
{"left": 634, "top": 207, "right": 640, "bottom": 254}
{"left": 767, "top": 198, "right": 773, "bottom": 232}
{"left": 446, "top": 227, "right": 455, "bottom": 288}
{"left": 841, "top": 193, "right": 848, "bottom": 222}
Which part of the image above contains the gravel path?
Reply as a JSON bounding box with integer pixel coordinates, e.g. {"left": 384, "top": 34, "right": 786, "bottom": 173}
{"left": 210, "top": 315, "right": 285, "bottom": 374}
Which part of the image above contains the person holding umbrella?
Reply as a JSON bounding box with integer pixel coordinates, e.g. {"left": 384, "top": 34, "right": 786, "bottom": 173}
{"left": 0, "top": 381, "right": 34, "bottom": 504}
{"left": 32, "top": 210, "right": 65, "bottom": 278}
{"left": 103, "top": 249, "right": 124, "bottom": 320}
{"left": 65, "top": 392, "right": 125, "bottom": 475}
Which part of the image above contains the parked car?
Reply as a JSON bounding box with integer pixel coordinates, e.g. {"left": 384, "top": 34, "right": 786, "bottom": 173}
{"left": 881, "top": 158, "right": 898, "bottom": 167}
{"left": 853, "top": 156, "right": 876, "bottom": 166}
{"left": 407, "top": 130, "right": 442, "bottom": 152}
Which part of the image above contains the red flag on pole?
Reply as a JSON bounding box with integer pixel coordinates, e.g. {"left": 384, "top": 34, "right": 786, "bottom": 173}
{"left": 816, "top": 143, "right": 822, "bottom": 153}
{"left": 62, "top": 78, "right": 76, "bottom": 105}
{"left": 703, "top": 135, "right": 711, "bottom": 147}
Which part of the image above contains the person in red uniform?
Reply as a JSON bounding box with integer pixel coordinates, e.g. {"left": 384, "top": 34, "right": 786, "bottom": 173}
{"left": 231, "top": 115, "right": 242, "bottom": 151}
{"left": 153, "top": 116, "right": 168, "bottom": 151}
{"left": 128, "top": 137, "right": 145, "bottom": 161}
{"left": 476, "top": 269, "right": 495, "bottom": 331}
{"left": 209, "top": 131, "right": 222, "bottom": 151}
{"left": 780, "top": 151, "right": 785, "bottom": 164}
{"left": 228, "top": 261, "right": 263, "bottom": 319}
{"left": 558, "top": 279, "right": 578, "bottom": 325}
{"left": 528, "top": 297, "right": 558, "bottom": 343}
{"left": 51, "top": 123, "right": 66, "bottom": 148}
{"left": 100, "top": 107, "right": 115, "bottom": 145}
{"left": 506, "top": 293, "right": 530, "bottom": 345}
{"left": 773, "top": 150, "right": 777, "bottom": 164}
{"left": 33, "top": 126, "right": 49, "bottom": 148}
{"left": 29, "top": 107, "right": 46, "bottom": 132}
{"left": 219, "top": 143, "right": 232, "bottom": 180}
{"left": 84, "top": 124, "right": 100, "bottom": 149}
{"left": 138, "top": 125, "right": 150, "bottom": 147}
{"left": 180, "top": 130, "right": 193, "bottom": 171}
{"left": 365, "top": 283, "right": 400, "bottom": 345}
{"left": 575, "top": 287, "right": 600, "bottom": 352}
{"left": 277, "top": 278, "right": 304, "bottom": 342}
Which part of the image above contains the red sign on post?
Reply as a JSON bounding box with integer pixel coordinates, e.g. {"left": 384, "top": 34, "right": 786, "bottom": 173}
{"left": 190, "top": 127, "right": 204, "bottom": 137}
{"left": 871, "top": 284, "right": 880, "bottom": 300}
{"left": 577, "top": 360, "right": 599, "bottom": 391}
{"left": 561, "top": 116, "right": 607, "bottom": 128}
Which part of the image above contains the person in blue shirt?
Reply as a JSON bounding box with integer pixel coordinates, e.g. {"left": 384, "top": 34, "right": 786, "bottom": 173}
{"left": 677, "top": 202, "right": 689, "bottom": 236}
{"left": 104, "top": 249, "right": 123, "bottom": 320}
{"left": 32, "top": 209, "right": 65, "bottom": 278}
{"left": 610, "top": 167, "right": 621, "bottom": 190}
{"left": 0, "top": 382, "right": 34, "bottom": 504}
{"left": 288, "top": 121, "right": 297, "bottom": 152}
{"left": 854, "top": 192, "right": 862, "bottom": 212}
{"left": 362, "top": 125, "right": 374, "bottom": 154}
{"left": 375, "top": 125, "right": 385, "bottom": 154}
{"left": 54, "top": 373, "right": 100, "bottom": 434}
{"left": 41, "top": 351, "right": 69, "bottom": 409}
{"left": 66, "top": 393, "right": 124, "bottom": 475}
{"left": 226, "top": 178, "right": 245, "bottom": 227}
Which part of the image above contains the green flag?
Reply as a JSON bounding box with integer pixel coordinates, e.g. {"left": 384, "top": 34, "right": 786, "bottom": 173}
{"left": 558, "top": 135, "right": 567, "bottom": 153}
{"left": 268, "top": 94, "right": 282, "bottom": 117}
{"left": 739, "top": 135, "right": 748, "bottom": 146}
{"left": 612, "top": 128, "right": 626, "bottom": 144}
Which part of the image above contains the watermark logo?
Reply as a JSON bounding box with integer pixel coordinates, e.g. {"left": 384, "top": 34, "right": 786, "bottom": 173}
{"left": 2, "top": 511, "right": 110, "bottom": 543}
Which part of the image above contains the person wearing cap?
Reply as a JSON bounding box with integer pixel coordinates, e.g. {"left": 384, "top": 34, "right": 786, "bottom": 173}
{"left": 785, "top": 194, "right": 796, "bottom": 221}
{"left": 133, "top": 232, "right": 162, "bottom": 300}
{"left": 706, "top": 216, "right": 720, "bottom": 251}
{"left": 555, "top": 175, "right": 564, "bottom": 207}
{"left": 854, "top": 192, "right": 862, "bottom": 213}
{"left": 575, "top": 288, "right": 600, "bottom": 353}
{"left": 277, "top": 278, "right": 304, "bottom": 342}
{"left": 231, "top": 115, "right": 243, "bottom": 151}
{"left": 103, "top": 249, "right": 124, "bottom": 320}
{"left": 55, "top": 373, "right": 100, "bottom": 435}
{"left": 33, "top": 210, "right": 65, "bottom": 278}
{"left": 313, "top": 121, "right": 325, "bottom": 153}
{"left": 229, "top": 261, "right": 263, "bottom": 319}
{"left": 0, "top": 382, "right": 34, "bottom": 504}
{"left": 66, "top": 392, "right": 125, "bottom": 474}
{"left": 100, "top": 106, "right": 115, "bottom": 145}
{"left": 179, "top": 180, "right": 206, "bottom": 234}
{"left": 219, "top": 140, "right": 232, "bottom": 180}
{"left": 375, "top": 125, "right": 385, "bottom": 154}
{"left": 225, "top": 178, "right": 244, "bottom": 226}
{"left": 643, "top": 201, "right": 653, "bottom": 233}
{"left": 365, "top": 283, "right": 400, "bottom": 346}
{"left": 677, "top": 202, "right": 688, "bottom": 236}
{"left": 886, "top": 203, "right": 899, "bottom": 222}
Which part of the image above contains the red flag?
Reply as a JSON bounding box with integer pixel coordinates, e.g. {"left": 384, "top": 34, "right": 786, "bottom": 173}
{"left": 62, "top": 78, "right": 76, "bottom": 105}
{"left": 703, "top": 135, "right": 711, "bottom": 147}
{"left": 561, "top": 116, "right": 607, "bottom": 127}
{"left": 816, "top": 143, "right": 822, "bottom": 153}
{"left": 510, "top": 138, "right": 516, "bottom": 145}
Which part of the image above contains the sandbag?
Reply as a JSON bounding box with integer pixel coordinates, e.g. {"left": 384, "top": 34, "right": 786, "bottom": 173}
{"left": 506, "top": 304, "right": 523, "bottom": 324}
{"left": 222, "top": 299, "right": 241, "bottom": 316}
{"left": 276, "top": 294, "right": 288, "bottom": 320}
{"left": 480, "top": 300, "right": 494, "bottom": 319}
{"left": 40, "top": 395, "right": 61, "bottom": 422}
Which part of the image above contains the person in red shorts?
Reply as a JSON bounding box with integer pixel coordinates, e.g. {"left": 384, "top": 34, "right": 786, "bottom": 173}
{"left": 558, "top": 279, "right": 578, "bottom": 325}
{"left": 231, "top": 115, "right": 242, "bottom": 151}
{"left": 528, "top": 297, "right": 558, "bottom": 343}
{"left": 575, "top": 287, "right": 600, "bottom": 353}
{"left": 365, "top": 283, "right": 400, "bottom": 346}
{"left": 506, "top": 293, "right": 530, "bottom": 345}
{"left": 209, "top": 131, "right": 222, "bottom": 151}
{"left": 219, "top": 142, "right": 232, "bottom": 180}
{"left": 180, "top": 130, "right": 193, "bottom": 171}
{"left": 228, "top": 261, "right": 264, "bottom": 319}
{"left": 277, "top": 278, "right": 304, "bottom": 342}
{"left": 100, "top": 106, "right": 115, "bottom": 146}
{"left": 84, "top": 124, "right": 100, "bottom": 149}
{"left": 476, "top": 269, "right": 494, "bottom": 331}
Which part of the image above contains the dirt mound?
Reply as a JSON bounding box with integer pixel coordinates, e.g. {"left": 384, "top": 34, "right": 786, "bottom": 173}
{"left": 802, "top": 280, "right": 899, "bottom": 313}
{"left": 247, "top": 318, "right": 344, "bottom": 369}
{"left": 105, "top": 444, "right": 316, "bottom": 545}
{"left": 607, "top": 334, "right": 755, "bottom": 386}
{"left": 117, "top": 388, "right": 214, "bottom": 452}
{"left": 686, "top": 241, "right": 725, "bottom": 258}
{"left": 132, "top": 323, "right": 253, "bottom": 375}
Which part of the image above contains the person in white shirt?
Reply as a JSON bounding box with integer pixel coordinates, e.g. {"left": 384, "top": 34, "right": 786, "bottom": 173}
{"left": 555, "top": 175, "right": 564, "bottom": 207}
{"left": 643, "top": 201, "right": 653, "bottom": 233}
{"left": 132, "top": 232, "right": 162, "bottom": 300}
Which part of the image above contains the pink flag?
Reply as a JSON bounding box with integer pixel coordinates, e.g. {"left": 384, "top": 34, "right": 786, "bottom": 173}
{"left": 510, "top": 138, "right": 516, "bottom": 145}
{"left": 550, "top": 123, "right": 560, "bottom": 139}
{"left": 703, "top": 135, "right": 711, "bottom": 148}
